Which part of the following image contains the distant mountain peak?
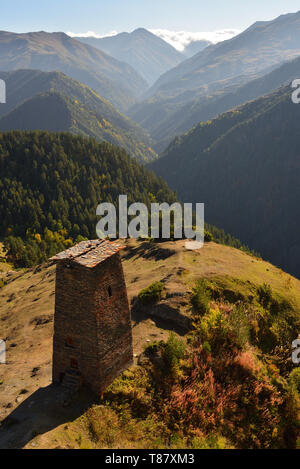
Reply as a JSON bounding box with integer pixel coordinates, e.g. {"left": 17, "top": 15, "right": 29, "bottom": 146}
{"left": 0, "top": 30, "right": 148, "bottom": 111}
{"left": 76, "top": 28, "right": 184, "bottom": 85}
{"left": 132, "top": 27, "right": 150, "bottom": 35}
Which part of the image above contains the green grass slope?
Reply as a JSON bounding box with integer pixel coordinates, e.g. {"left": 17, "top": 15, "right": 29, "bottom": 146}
{"left": 0, "top": 239, "right": 300, "bottom": 449}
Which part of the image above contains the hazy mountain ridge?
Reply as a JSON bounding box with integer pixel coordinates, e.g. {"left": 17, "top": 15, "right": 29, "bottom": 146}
{"left": 0, "top": 70, "right": 157, "bottom": 162}
{"left": 76, "top": 28, "right": 185, "bottom": 85}
{"left": 127, "top": 10, "right": 300, "bottom": 151}
{"left": 148, "top": 10, "right": 300, "bottom": 100}
{"left": 0, "top": 30, "right": 148, "bottom": 111}
{"left": 130, "top": 54, "right": 300, "bottom": 152}
{"left": 150, "top": 85, "right": 300, "bottom": 278}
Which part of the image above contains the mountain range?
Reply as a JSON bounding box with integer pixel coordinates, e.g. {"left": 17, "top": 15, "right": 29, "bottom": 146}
{"left": 150, "top": 85, "right": 300, "bottom": 277}
{"left": 0, "top": 69, "right": 157, "bottom": 162}
{"left": 147, "top": 11, "right": 300, "bottom": 99}
{"left": 76, "top": 28, "right": 185, "bottom": 85}
{"left": 183, "top": 39, "right": 212, "bottom": 57}
{"left": 129, "top": 10, "right": 300, "bottom": 151}
{"left": 0, "top": 30, "right": 148, "bottom": 111}
{"left": 130, "top": 53, "right": 300, "bottom": 152}
{"left": 1, "top": 11, "right": 300, "bottom": 276}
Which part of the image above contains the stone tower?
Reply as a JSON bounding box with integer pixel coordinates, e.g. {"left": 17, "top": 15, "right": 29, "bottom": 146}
{"left": 50, "top": 240, "right": 133, "bottom": 394}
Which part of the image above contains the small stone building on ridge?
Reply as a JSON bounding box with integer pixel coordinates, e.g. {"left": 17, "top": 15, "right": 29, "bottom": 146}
{"left": 50, "top": 239, "right": 133, "bottom": 395}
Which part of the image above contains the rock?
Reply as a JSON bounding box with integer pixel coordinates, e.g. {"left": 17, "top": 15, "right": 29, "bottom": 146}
{"left": 30, "top": 315, "right": 52, "bottom": 327}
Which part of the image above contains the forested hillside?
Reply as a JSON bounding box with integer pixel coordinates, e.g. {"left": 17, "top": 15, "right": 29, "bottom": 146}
{"left": 0, "top": 75, "right": 157, "bottom": 163}
{"left": 150, "top": 85, "right": 300, "bottom": 278}
{"left": 0, "top": 131, "right": 175, "bottom": 266}
{"left": 0, "top": 131, "right": 254, "bottom": 267}
{"left": 130, "top": 55, "right": 300, "bottom": 152}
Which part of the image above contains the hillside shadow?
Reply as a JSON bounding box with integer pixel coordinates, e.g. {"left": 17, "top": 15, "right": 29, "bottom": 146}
{"left": 123, "top": 242, "right": 176, "bottom": 262}
{"left": 131, "top": 299, "right": 191, "bottom": 336}
{"left": 0, "top": 384, "right": 94, "bottom": 449}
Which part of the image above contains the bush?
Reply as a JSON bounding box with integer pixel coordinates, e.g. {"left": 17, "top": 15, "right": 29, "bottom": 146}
{"left": 163, "top": 333, "right": 186, "bottom": 374}
{"left": 144, "top": 341, "right": 162, "bottom": 357}
{"left": 191, "top": 280, "right": 211, "bottom": 315}
{"left": 204, "top": 230, "right": 213, "bottom": 242}
{"left": 228, "top": 304, "right": 251, "bottom": 349}
{"left": 289, "top": 368, "right": 300, "bottom": 394}
{"left": 257, "top": 283, "right": 273, "bottom": 309}
{"left": 138, "top": 281, "right": 165, "bottom": 305}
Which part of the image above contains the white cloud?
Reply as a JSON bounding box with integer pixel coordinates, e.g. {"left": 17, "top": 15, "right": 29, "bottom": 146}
{"left": 67, "top": 30, "right": 118, "bottom": 39}
{"left": 149, "top": 29, "right": 241, "bottom": 51}
{"left": 67, "top": 28, "right": 241, "bottom": 51}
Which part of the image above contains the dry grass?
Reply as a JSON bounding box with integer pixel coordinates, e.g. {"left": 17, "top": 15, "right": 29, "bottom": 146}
{"left": 0, "top": 239, "right": 300, "bottom": 448}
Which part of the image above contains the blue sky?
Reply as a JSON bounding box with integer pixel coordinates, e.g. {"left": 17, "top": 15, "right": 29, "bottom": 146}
{"left": 1, "top": 0, "right": 300, "bottom": 34}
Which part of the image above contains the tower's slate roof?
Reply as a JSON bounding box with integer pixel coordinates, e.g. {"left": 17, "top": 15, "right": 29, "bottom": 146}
{"left": 50, "top": 239, "right": 124, "bottom": 268}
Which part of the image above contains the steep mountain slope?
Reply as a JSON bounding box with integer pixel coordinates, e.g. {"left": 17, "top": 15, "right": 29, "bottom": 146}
{"left": 150, "top": 85, "right": 300, "bottom": 278}
{"left": 0, "top": 91, "right": 152, "bottom": 162}
{"left": 129, "top": 10, "right": 300, "bottom": 151}
{"left": 1, "top": 239, "right": 300, "bottom": 448}
{"left": 77, "top": 28, "right": 184, "bottom": 85}
{"left": 133, "top": 54, "right": 300, "bottom": 152}
{"left": 0, "top": 70, "right": 157, "bottom": 162}
{"left": 147, "top": 11, "right": 300, "bottom": 100}
{"left": 0, "top": 31, "right": 148, "bottom": 111}
{"left": 0, "top": 131, "right": 175, "bottom": 246}
{"left": 183, "top": 39, "right": 212, "bottom": 57}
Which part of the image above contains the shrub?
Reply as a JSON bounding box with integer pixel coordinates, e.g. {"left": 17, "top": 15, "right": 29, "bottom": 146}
{"left": 163, "top": 333, "right": 186, "bottom": 376}
{"left": 257, "top": 283, "right": 273, "bottom": 309}
{"left": 289, "top": 368, "right": 300, "bottom": 394}
{"left": 86, "top": 406, "right": 121, "bottom": 446}
{"left": 194, "top": 306, "right": 230, "bottom": 351}
{"left": 204, "top": 230, "right": 213, "bottom": 242}
{"left": 144, "top": 341, "right": 162, "bottom": 357}
{"left": 191, "top": 279, "right": 211, "bottom": 315}
{"left": 228, "top": 304, "right": 251, "bottom": 349}
{"left": 138, "top": 281, "right": 165, "bottom": 305}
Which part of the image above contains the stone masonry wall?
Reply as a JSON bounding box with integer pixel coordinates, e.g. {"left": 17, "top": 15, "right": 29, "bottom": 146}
{"left": 52, "top": 252, "right": 133, "bottom": 395}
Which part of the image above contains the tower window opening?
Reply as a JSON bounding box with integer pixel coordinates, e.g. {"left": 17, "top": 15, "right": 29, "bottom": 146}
{"left": 70, "top": 358, "right": 79, "bottom": 369}
{"left": 65, "top": 337, "right": 75, "bottom": 348}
